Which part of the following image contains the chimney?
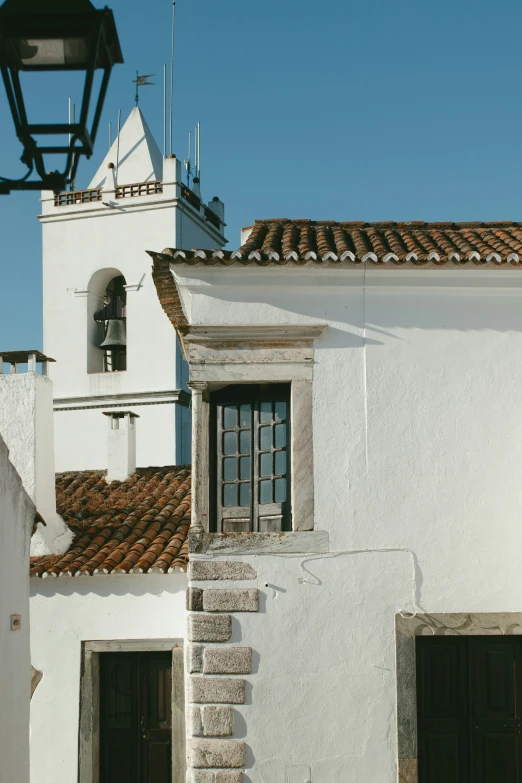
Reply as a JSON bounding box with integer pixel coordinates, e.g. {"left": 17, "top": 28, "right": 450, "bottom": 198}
{"left": 103, "top": 411, "right": 139, "bottom": 482}
{"left": 0, "top": 351, "right": 73, "bottom": 556}
{"left": 208, "top": 196, "right": 225, "bottom": 226}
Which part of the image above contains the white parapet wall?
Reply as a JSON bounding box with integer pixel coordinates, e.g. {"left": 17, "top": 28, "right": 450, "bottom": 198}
{"left": 0, "top": 370, "right": 72, "bottom": 555}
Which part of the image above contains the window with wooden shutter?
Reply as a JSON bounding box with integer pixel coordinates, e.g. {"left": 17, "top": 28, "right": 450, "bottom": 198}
{"left": 210, "top": 384, "right": 291, "bottom": 533}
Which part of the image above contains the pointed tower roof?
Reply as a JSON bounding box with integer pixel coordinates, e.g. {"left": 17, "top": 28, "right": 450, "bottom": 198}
{"left": 88, "top": 107, "right": 163, "bottom": 189}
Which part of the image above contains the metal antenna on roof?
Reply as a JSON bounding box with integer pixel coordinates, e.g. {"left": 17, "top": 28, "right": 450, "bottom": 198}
{"left": 169, "top": 1, "right": 176, "bottom": 156}
{"left": 163, "top": 63, "right": 167, "bottom": 158}
{"left": 70, "top": 101, "right": 76, "bottom": 191}
{"left": 116, "top": 109, "right": 121, "bottom": 181}
{"left": 184, "top": 130, "right": 192, "bottom": 186}
{"left": 195, "top": 121, "right": 200, "bottom": 180}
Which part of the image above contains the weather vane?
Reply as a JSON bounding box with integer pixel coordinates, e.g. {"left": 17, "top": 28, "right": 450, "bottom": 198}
{"left": 133, "top": 71, "right": 155, "bottom": 106}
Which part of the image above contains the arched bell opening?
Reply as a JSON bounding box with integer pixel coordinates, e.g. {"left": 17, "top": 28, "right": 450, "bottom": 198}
{"left": 93, "top": 274, "right": 127, "bottom": 372}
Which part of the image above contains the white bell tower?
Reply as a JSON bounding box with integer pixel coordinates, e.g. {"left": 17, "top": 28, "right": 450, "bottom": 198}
{"left": 39, "top": 107, "right": 226, "bottom": 472}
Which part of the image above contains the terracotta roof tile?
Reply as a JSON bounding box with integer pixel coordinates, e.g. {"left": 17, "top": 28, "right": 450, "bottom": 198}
{"left": 30, "top": 466, "right": 191, "bottom": 578}
{"left": 150, "top": 219, "right": 522, "bottom": 267}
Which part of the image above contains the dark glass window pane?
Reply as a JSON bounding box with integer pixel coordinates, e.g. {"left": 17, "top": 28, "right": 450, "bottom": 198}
{"left": 223, "top": 484, "right": 237, "bottom": 507}
{"left": 239, "top": 430, "right": 250, "bottom": 454}
{"left": 274, "top": 477, "right": 287, "bottom": 503}
{"left": 223, "top": 432, "right": 237, "bottom": 455}
{"left": 274, "top": 450, "right": 286, "bottom": 476}
{"left": 260, "top": 452, "right": 272, "bottom": 478}
{"left": 239, "top": 483, "right": 251, "bottom": 506}
{"left": 274, "top": 401, "right": 287, "bottom": 422}
{"left": 239, "top": 456, "right": 250, "bottom": 480}
{"left": 223, "top": 458, "right": 237, "bottom": 481}
{"left": 239, "top": 404, "right": 251, "bottom": 428}
{"left": 259, "top": 480, "right": 272, "bottom": 504}
{"left": 223, "top": 405, "right": 237, "bottom": 429}
{"left": 260, "top": 401, "right": 272, "bottom": 424}
{"left": 260, "top": 426, "right": 272, "bottom": 451}
{"left": 274, "top": 423, "right": 286, "bottom": 448}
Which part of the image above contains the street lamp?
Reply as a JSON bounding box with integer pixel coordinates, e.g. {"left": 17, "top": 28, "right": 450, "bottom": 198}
{"left": 0, "top": 0, "right": 123, "bottom": 194}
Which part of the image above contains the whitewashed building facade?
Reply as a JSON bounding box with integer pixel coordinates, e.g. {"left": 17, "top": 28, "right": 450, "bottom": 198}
{"left": 150, "top": 219, "right": 522, "bottom": 783}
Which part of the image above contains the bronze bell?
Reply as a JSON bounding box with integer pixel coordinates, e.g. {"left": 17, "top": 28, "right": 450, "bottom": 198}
{"left": 100, "top": 318, "right": 126, "bottom": 351}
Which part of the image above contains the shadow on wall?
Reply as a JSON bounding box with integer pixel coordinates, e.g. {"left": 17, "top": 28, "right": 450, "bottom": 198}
{"left": 29, "top": 573, "right": 187, "bottom": 599}
{"left": 198, "top": 279, "right": 522, "bottom": 334}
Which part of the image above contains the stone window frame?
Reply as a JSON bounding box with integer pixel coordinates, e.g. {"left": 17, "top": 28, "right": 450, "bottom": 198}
{"left": 78, "top": 639, "right": 185, "bottom": 783}
{"left": 182, "top": 325, "right": 327, "bottom": 535}
{"left": 395, "top": 612, "right": 522, "bottom": 783}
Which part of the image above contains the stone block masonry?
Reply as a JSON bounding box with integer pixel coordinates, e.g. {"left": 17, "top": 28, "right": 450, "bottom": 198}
{"left": 204, "top": 647, "right": 252, "bottom": 675}
{"left": 188, "top": 739, "right": 245, "bottom": 769}
{"left": 188, "top": 677, "right": 246, "bottom": 704}
{"left": 189, "top": 706, "right": 234, "bottom": 737}
{"left": 186, "top": 560, "right": 259, "bottom": 782}
{"left": 189, "top": 561, "right": 257, "bottom": 581}
{"left": 188, "top": 770, "right": 243, "bottom": 783}
{"left": 187, "top": 587, "right": 204, "bottom": 611}
{"left": 188, "top": 614, "right": 232, "bottom": 642}
{"left": 202, "top": 589, "right": 259, "bottom": 613}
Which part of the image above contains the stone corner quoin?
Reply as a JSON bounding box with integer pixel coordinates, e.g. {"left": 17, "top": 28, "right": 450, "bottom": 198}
{"left": 188, "top": 676, "right": 246, "bottom": 705}
{"left": 189, "top": 560, "right": 257, "bottom": 581}
{"left": 202, "top": 588, "right": 259, "bottom": 613}
{"left": 187, "top": 738, "right": 246, "bottom": 769}
{"left": 188, "top": 613, "right": 232, "bottom": 642}
{"left": 186, "top": 561, "right": 258, "bottom": 783}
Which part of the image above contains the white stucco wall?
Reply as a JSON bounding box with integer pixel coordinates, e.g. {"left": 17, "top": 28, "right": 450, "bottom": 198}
{"left": 0, "top": 435, "right": 33, "bottom": 783}
{"left": 0, "top": 372, "right": 72, "bottom": 554}
{"left": 178, "top": 264, "right": 522, "bottom": 781}
{"left": 53, "top": 402, "right": 190, "bottom": 472}
{"left": 30, "top": 573, "right": 187, "bottom": 783}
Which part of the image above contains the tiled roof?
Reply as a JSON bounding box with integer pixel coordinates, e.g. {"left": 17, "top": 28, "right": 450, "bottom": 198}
{"left": 152, "top": 219, "right": 522, "bottom": 266}
{"left": 30, "top": 466, "right": 191, "bottom": 578}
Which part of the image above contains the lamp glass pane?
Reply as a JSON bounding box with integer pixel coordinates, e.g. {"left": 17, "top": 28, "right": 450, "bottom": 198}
{"left": 14, "top": 38, "right": 89, "bottom": 67}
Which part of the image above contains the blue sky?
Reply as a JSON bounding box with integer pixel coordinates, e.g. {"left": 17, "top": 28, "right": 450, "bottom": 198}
{"left": 1, "top": 0, "right": 521, "bottom": 350}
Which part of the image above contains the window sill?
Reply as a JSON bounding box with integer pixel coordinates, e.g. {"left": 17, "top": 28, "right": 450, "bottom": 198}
{"left": 189, "top": 530, "right": 329, "bottom": 555}
{"left": 87, "top": 370, "right": 127, "bottom": 376}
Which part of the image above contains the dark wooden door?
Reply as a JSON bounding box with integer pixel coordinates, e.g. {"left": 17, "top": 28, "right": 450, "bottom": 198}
{"left": 417, "top": 636, "right": 522, "bottom": 783}
{"left": 100, "top": 651, "right": 172, "bottom": 783}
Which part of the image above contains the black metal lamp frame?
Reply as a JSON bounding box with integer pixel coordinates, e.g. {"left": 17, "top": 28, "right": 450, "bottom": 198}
{"left": 0, "top": 3, "right": 123, "bottom": 194}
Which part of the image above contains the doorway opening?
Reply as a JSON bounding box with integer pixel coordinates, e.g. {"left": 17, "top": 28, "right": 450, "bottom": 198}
{"left": 416, "top": 636, "right": 522, "bottom": 783}
{"left": 100, "top": 651, "right": 172, "bottom": 783}
{"left": 79, "top": 641, "right": 185, "bottom": 783}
